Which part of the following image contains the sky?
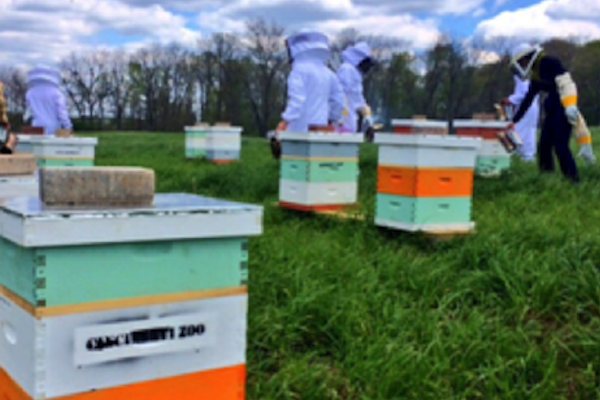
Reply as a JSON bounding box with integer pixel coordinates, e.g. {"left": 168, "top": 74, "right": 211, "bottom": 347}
{"left": 1, "top": 0, "right": 600, "bottom": 67}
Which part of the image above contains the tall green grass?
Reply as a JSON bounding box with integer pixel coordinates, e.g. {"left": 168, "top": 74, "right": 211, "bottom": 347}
{"left": 84, "top": 129, "right": 600, "bottom": 400}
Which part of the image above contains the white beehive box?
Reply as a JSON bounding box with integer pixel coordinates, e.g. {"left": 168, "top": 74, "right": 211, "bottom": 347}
{"left": 0, "top": 292, "right": 247, "bottom": 399}
{"left": 374, "top": 133, "right": 482, "bottom": 168}
{"left": 29, "top": 136, "right": 98, "bottom": 167}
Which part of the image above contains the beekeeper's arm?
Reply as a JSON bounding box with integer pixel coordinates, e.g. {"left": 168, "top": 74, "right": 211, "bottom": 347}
{"left": 511, "top": 81, "right": 540, "bottom": 125}
{"left": 328, "top": 72, "right": 344, "bottom": 125}
{"left": 55, "top": 90, "right": 73, "bottom": 132}
{"left": 337, "top": 66, "right": 369, "bottom": 117}
{"left": 279, "top": 68, "right": 306, "bottom": 131}
{"left": 507, "top": 75, "right": 528, "bottom": 107}
{"left": 542, "top": 56, "right": 594, "bottom": 162}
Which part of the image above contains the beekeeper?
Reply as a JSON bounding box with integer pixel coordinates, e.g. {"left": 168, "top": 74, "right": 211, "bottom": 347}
{"left": 336, "top": 42, "right": 376, "bottom": 133}
{"left": 507, "top": 43, "right": 594, "bottom": 184}
{"left": 25, "top": 65, "right": 73, "bottom": 136}
{"left": 0, "top": 80, "right": 16, "bottom": 154}
{"left": 270, "top": 30, "right": 345, "bottom": 159}
{"left": 501, "top": 47, "right": 540, "bottom": 162}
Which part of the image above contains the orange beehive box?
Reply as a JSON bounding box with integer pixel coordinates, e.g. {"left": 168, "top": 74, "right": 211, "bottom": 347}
{"left": 377, "top": 165, "right": 474, "bottom": 197}
{"left": 0, "top": 364, "right": 245, "bottom": 400}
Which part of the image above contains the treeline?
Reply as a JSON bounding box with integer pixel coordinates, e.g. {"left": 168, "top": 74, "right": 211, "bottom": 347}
{"left": 1, "top": 17, "right": 599, "bottom": 135}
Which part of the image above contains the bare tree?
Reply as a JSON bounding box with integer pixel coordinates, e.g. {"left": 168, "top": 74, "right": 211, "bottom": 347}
{"left": 242, "top": 17, "right": 287, "bottom": 136}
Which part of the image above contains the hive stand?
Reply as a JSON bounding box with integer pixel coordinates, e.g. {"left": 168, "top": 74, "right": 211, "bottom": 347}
{"left": 277, "top": 131, "right": 364, "bottom": 219}
{"left": 373, "top": 133, "right": 482, "bottom": 237}
{"left": 0, "top": 192, "right": 263, "bottom": 400}
{"left": 454, "top": 120, "right": 511, "bottom": 177}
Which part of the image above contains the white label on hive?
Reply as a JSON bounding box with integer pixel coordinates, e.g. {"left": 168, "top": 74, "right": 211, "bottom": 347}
{"left": 73, "top": 312, "right": 217, "bottom": 366}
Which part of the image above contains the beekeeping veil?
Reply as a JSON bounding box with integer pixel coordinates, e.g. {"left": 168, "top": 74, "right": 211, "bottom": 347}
{"left": 510, "top": 43, "right": 543, "bottom": 80}
{"left": 285, "top": 30, "right": 331, "bottom": 64}
{"left": 342, "top": 41, "right": 376, "bottom": 75}
{"left": 27, "top": 65, "right": 61, "bottom": 88}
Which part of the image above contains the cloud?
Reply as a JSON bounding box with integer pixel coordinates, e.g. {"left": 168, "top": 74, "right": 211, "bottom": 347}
{"left": 194, "top": 0, "right": 443, "bottom": 50}
{"left": 0, "top": 0, "right": 200, "bottom": 66}
{"left": 3, "top": 0, "right": 600, "bottom": 69}
{"left": 475, "top": 0, "right": 600, "bottom": 43}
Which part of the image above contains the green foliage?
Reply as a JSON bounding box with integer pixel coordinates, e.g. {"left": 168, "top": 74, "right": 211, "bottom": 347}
{"left": 81, "top": 128, "right": 600, "bottom": 399}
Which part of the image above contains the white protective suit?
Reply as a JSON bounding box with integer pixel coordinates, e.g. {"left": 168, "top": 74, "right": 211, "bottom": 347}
{"left": 281, "top": 31, "right": 344, "bottom": 133}
{"left": 337, "top": 42, "right": 373, "bottom": 133}
{"left": 508, "top": 44, "right": 540, "bottom": 161}
{"left": 25, "top": 65, "right": 72, "bottom": 136}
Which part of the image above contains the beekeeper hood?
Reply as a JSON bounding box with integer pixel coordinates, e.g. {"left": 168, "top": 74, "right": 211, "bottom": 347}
{"left": 510, "top": 43, "right": 543, "bottom": 80}
{"left": 342, "top": 41, "right": 376, "bottom": 75}
{"left": 27, "top": 65, "right": 61, "bottom": 88}
{"left": 285, "top": 30, "right": 331, "bottom": 64}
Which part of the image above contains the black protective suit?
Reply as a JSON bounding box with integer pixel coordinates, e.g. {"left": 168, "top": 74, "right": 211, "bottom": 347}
{"left": 512, "top": 54, "right": 579, "bottom": 183}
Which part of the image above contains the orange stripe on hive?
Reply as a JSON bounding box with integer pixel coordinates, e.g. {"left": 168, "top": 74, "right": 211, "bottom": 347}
{"left": 0, "top": 364, "right": 246, "bottom": 400}
{"left": 377, "top": 166, "right": 474, "bottom": 197}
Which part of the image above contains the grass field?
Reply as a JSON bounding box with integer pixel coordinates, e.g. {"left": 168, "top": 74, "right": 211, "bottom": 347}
{"left": 84, "top": 129, "right": 600, "bottom": 400}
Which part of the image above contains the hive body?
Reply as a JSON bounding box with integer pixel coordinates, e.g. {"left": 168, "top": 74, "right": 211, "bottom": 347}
{"left": 278, "top": 131, "right": 363, "bottom": 211}
{"left": 374, "top": 133, "right": 481, "bottom": 233}
{"left": 0, "top": 193, "right": 263, "bottom": 400}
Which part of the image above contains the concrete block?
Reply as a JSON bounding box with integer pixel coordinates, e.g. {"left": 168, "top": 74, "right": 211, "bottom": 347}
{"left": 39, "top": 167, "right": 155, "bottom": 207}
{"left": 0, "top": 154, "right": 36, "bottom": 176}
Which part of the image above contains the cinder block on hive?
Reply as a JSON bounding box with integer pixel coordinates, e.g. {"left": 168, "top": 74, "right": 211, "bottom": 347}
{"left": 0, "top": 153, "right": 36, "bottom": 176}
{"left": 39, "top": 166, "right": 155, "bottom": 207}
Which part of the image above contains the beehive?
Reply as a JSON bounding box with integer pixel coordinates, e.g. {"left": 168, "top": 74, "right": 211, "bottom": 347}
{"left": 278, "top": 131, "right": 363, "bottom": 212}
{"left": 184, "top": 124, "right": 209, "bottom": 159}
{"left": 454, "top": 120, "right": 511, "bottom": 177}
{"left": 0, "top": 192, "right": 263, "bottom": 400}
{"left": 15, "top": 134, "right": 36, "bottom": 154}
{"left": 374, "top": 133, "right": 481, "bottom": 234}
{"left": 205, "top": 125, "right": 243, "bottom": 164}
{"left": 391, "top": 119, "right": 448, "bottom": 135}
{"left": 29, "top": 136, "right": 98, "bottom": 167}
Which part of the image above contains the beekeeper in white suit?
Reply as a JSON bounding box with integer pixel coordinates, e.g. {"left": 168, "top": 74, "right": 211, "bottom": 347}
{"left": 502, "top": 44, "right": 540, "bottom": 162}
{"left": 25, "top": 65, "right": 73, "bottom": 136}
{"left": 270, "top": 30, "right": 344, "bottom": 159}
{"left": 336, "top": 42, "right": 376, "bottom": 133}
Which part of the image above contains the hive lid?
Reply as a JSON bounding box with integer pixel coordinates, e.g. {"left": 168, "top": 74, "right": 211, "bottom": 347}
{"left": 28, "top": 136, "right": 98, "bottom": 145}
{"left": 0, "top": 193, "right": 264, "bottom": 247}
{"left": 279, "top": 132, "right": 364, "bottom": 143}
{"left": 374, "top": 133, "right": 482, "bottom": 148}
